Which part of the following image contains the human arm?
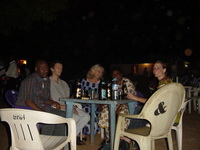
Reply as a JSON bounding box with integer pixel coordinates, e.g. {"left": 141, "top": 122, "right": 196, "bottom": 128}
{"left": 126, "top": 93, "right": 147, "bottom": 103}
{"left": 45, "top": 99, "right": 61, "bottom": 110}
{"left": 59, "top": 104, "right": 78, "bottom": 114}
{"left": 25, "top": 100, "right": 45, "bottom": 111}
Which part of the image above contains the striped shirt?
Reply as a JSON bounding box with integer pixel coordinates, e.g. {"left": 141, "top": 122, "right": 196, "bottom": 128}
{"left": 16, "top": 72, "right": 51, "bottom": 111}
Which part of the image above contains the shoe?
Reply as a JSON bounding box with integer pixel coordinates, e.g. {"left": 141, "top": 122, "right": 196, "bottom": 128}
{"left": 82, "top": 137, "right": 87, "bottom": 141}
{"left": 97, "top": 139, "right": 110, "bottom": 150}
{"left": 77, "top": 137, "right": 86, "bottom": 145}
{"left": 119, "top": 139, "right": 130, "bottom": 150}
{"left": 133, "top": 143, "right": 139, "bottom": 150}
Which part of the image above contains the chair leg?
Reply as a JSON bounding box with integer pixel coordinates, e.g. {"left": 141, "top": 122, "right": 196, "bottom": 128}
{"left": 198, "top": 99, "right": 200, "bottom": 114}
{"left": 177, "top": 127, "right": 182, "bottom": 150}
{"left": 138, "top": 138, "right": 151, "bottom": 150}
{"left": 151, "top": 140, "right": 155, "bottom": 150}
{"left": 193, "top": 99, "right": 197, "bottom": 111}
{"left": 188, "top": 100, "right": 191, "bottom": 114}
{"left": 167, "top": 134, "right": 173, "bottom": 150}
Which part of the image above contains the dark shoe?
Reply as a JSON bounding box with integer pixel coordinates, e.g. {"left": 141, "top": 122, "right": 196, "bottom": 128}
{"left": 77, "top": 137, "right": 86, "bottom": 145}
{"left": 119, "top": 139, "right": 130, "bottom": 150}
{"left": 97, "top": 139, "right": 110, "bottom": 150}
{"left": 82, "top": 137, "right": 87, "bottom": 141}
{"left": 133, "top": 142, "right": 139, "bottom": 150}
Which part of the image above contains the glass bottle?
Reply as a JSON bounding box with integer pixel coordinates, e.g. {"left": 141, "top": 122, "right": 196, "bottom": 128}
{"left": 107, "top": 81, "right": 112, "bottom": 100}
{"left": 99, "top": 81, "right": 107, "bottom": 100}
{"left": 112, "top": 78, "right": 119, "bottom": 100}
{"left": 76, "top": 80, "right": 82, "bottom": 99}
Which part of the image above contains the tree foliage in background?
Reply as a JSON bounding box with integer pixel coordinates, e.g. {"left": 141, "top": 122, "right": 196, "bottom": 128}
{"left": 0, "top": 0, "right": 69, "bottom": 35}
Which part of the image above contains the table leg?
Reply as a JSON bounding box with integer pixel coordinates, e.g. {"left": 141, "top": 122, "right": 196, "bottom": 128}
{"left": 128, "top": 101, "right": 135, "bottom": 114}
{"left": 66, "top": 102, "right": 74, "bottom": 118}
{"left": 90, "top": 103, "right": 95, "bottom": 144}
{"left": 109, "top": 104, "right": 116, "bottom": 150}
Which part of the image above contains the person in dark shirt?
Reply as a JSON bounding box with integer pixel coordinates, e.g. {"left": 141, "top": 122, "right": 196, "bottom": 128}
{"left": 16, "top": 59, "right": 66, "bottom": 136}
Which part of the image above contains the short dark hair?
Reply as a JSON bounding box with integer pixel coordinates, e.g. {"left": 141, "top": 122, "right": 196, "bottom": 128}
{"left": 110, "top": 66, "right": 124, "bottom": 75}
{"left": 35, "top": 59, "right": 47, "bottom": 67}
{"left": 50, "top": 60, "right": 63, "bottom": 69}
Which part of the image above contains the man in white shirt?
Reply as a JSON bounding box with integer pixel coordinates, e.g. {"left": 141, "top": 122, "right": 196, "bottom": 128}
{"left": 49, "top": 60, "right": 90, "bottom": 145}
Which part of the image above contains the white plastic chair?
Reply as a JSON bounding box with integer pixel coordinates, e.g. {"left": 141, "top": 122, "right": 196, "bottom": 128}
{"left": 184, "top": 86, "right": 192, "bottom": 114}
{"left": 185, "top": 86, "right": 200, "bottom": 114}
{"left": 191, "top": 87, "right": 200, "bottom": 114}
{"left": 74, "top": 102, "right": 83, "bottom": 141}
{"left": 0, "top": 108, "right": 76, "bottom": 150}
{"left": 172, "top": 99, "right": 190, "bottom": 150}
{"left": 114, "top": 83, "right": 185, "bottom": 150}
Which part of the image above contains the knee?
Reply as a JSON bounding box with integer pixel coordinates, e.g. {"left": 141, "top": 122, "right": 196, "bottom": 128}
{"left": 83, "top": 113, "right": 90, "bottom": 123}
{"left": 73, "top": 114, "right": 80, "bottom": 123}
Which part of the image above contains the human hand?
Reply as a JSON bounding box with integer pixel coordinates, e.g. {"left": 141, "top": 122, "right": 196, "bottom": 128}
{"left": 73, "top": 106, "right": 78, "bottom": 115}
{"left": 51, "top": 101, "right": 61, "bottom": 110}
{"left": 126, "top": 93, "right": 137, "bottom": 100}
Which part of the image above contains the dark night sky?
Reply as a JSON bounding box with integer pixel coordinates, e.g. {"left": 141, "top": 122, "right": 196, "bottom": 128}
{"left": 1, "top": 0, "right": 200, "bottom": 79}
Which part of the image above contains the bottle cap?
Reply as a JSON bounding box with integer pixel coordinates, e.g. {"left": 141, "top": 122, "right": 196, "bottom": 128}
{"left": 112, "top": 78, "right": 117, "bottom": 81}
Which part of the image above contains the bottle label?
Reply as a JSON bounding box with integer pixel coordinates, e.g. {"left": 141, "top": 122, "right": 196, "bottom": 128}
{"left": 107, "top": 88, "right": 111, "bottom": 99}
{"left": 112, "top": 90, "right": 118, "bottom": 100}
{"left": 101, "top": 89, "right": 107, "bottom": 99}
{"left": 76, "top": 88, "right": 81, "bottom": 98}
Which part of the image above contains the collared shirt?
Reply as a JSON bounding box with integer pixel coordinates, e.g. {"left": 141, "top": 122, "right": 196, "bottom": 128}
{"left": 16, "top": 72, "right": 51, "bottom": 111}
{"left": 49, "top": 76, "right": 70, "bottom": 105}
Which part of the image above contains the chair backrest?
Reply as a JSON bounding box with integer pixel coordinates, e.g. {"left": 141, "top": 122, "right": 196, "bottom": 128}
{"left": 140, "top": 83, "right": 185, "bottom": 137}
{"left": 193, "top": 87, "right": 200, "bottom": 97}
{"left": 5, "top": 89, "right": 31, "bottom": 109}
{"left": 5, "top": 89, "right": 18, "bottom": 107}
{"left": 174, "top": 99, "right": 190, "bottom": 126}
{"left": 0, "top": 108, "right": 75, "bottom": 150}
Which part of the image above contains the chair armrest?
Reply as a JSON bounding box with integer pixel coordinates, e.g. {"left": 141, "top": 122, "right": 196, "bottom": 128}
{"left": 14, "top": 105, "right": 32, "bottom": 110}
{"left": 118, "top": 113, "right": 143, "bottom": 119}
{"left": 74, "top": 103, "right": 82, "bottom": 109}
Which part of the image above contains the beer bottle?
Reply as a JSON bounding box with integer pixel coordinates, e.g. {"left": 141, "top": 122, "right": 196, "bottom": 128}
{"left": 99, "top": 80, "right": 107, "bottom": 100}
{"left": 107, "top": 81, "right": 112, "bottom": 100}
{"left": 112, "top": 78, "right": 119, "bottom": 100}
{"left": 76, "top": 80, "right": 82, "bottom": 99}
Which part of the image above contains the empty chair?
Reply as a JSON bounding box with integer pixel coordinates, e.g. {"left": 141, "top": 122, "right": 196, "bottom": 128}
{"left": 0, "top": 108, "right": 76, "bottom": 150}
{"left": 172, "top": 99, "right": 190, "bottom": 150}
{"left": 114, "top": 83, "right": 185, "bottom": 150}
{"left": 184, "top": 86, "right": 192, "bottom": 114}
{"left": 191, "top": 87, "right": 200, "bottom": 114}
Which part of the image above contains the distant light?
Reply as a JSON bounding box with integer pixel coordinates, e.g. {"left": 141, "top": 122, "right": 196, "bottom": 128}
{"left": 18, "top": 60, "right": 27, "bottom": 65}
{"left": 184, "top": 48, "right": 192, "bottom": 56}
{"left": 184, "top": 61, "right": 190, "bottom": 68}
{"left": 142, "top": 63, "right": 152, "bottom": 66}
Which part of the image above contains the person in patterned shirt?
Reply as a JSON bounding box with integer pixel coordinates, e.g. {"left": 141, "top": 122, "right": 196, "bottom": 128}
{"left": 98, "top": 67, "right": 136, "bottom": 143}
{"left": 124, "top": 60, "right": 173, "bottom": 149}
{"left": 127, "top": 60, "right": 173, "bottom": 103}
